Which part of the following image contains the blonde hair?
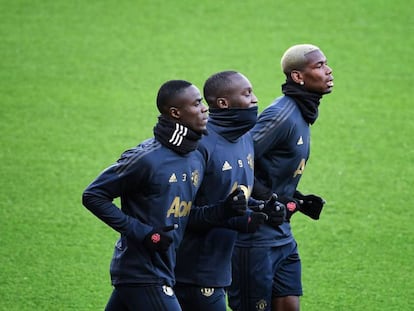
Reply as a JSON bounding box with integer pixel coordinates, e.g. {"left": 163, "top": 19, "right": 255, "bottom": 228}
{"left": 281, "top": 44, "right": 320, "bottom": 75}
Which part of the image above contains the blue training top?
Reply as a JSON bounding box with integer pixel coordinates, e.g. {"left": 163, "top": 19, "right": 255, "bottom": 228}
{"left": 82, "top": 138, "right": 205, "bottom": 287}
{"left": 236, "top": 96, "right": 311, "bottom": 247}
{"left": 175, "top": 118, "right": 255, "bottom": 287}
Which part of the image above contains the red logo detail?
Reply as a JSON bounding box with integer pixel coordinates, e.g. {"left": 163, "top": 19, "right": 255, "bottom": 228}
{"left": 151, "top": 233, "right": 161, "bottom": 243}
{"left": 287, "top": 202, "right": 297, "bottom": 212}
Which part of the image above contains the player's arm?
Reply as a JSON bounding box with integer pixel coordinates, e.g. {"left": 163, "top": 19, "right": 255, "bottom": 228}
{"left": 186, "top": 187, "right": 248, "bottom": 231}
{"left": 252, "top": 176, "right": 273, "bottom": 200}
{"left": 82, "top": 164, "right": 130, "bottom": 231}
{"left": 82, "top": 156, "right": 153, "bottom": 240}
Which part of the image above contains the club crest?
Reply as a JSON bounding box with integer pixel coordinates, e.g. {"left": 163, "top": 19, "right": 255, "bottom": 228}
{"left": 256, "top": 299, "right": 267, "bottom": 311}
{"left": 162, "top": 285, "right": 174, "bottom": 296}
{"left": 200, "top": 287, "right": 214, "bottom": 297}
{"left": 191, "top": 170, "right": 200, "bottom": 187}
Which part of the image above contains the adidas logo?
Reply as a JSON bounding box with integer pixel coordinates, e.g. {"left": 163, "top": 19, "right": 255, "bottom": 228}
{"left": 297, "top": 136, "right": 303, "bottom": 145}
{"left": 222, "top": 161, "right": 232, "bottom": 171}
{"left": 169, "top": 173, "right": 177, "bottom": 183}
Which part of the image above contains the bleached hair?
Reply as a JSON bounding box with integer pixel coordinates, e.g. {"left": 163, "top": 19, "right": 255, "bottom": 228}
{"left": 281, "top": 44, "right": 320, "bottom": 75}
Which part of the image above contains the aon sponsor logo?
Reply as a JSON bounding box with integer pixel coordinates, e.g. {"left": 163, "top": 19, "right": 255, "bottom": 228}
{"left": 166, "top": 196, "right": 192, "bottom": 218}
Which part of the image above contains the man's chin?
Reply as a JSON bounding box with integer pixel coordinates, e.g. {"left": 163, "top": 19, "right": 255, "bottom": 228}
{"left": 323, "top": 87, "right": 333, "bottom": 95}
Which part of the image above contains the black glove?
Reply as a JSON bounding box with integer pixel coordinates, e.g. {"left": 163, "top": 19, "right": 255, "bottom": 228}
{"left": 262, "top": 194, "right": 286, "bottom": 228}
{"left": 247, "top": 196, "right": 265, "bottom": 210}
{"left": 223, "top": 186, "right": 247, "bottom": 217}
{"left": 227, "top": 210, "right": 268, "bottom": 233}
{"left": 276, "top": 196, "right": 301, "bottom": 222}
{"left": 249, "top": 195, "right": 286, "bottom": 228}
{"left": 143, "top": 224, "right": 178, "bottom": 253}
{"left": 294, "top": 191, "right": 326, "bottom": 220}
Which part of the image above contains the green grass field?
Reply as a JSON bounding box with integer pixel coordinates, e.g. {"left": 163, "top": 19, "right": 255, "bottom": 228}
{"left": 1, "top": 0, "right": 413, "bottom": 310}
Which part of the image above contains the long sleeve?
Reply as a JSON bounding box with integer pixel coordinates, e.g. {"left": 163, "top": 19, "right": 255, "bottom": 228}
{"left": 186, "top": 201, "right": 229, "bottom": 231}
{"left": 82, "top": 158, "right": 152, "bottom": 240}
{"left": 82, "top": 164, "right": 131, "bottom": 234}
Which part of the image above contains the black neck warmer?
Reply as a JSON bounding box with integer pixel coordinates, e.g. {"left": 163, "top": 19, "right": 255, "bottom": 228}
{"left": 281, "top": 79, "right": 322, "bottom": 124}
{"left": 153, "top": 116, "right": 202, "bottom": 155}
{"left": 208, "top": 106, "right": 258, "bottom": 142}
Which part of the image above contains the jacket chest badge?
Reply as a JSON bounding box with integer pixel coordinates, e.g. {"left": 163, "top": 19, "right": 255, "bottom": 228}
{"left": 191, "top": 170, "right": 200, "bottom": 187}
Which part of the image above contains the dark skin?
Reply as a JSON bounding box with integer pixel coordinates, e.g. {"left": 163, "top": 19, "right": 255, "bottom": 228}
{"left": 215, "top": 73, "right": 258, "bottom": 109}
{"left": 272, "top": 296, "right": 300, "bottom": 311}
{"left": 167, "top": 84, "right": 209, "bottom": 134}
{"left": 290, "top": 49, "right": 334, "bottom": 95}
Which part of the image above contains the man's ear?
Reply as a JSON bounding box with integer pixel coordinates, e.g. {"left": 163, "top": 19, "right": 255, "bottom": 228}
{"left": 217, "top": 98, "right": 229, "bottom": 108}
{"left": 290, "top": 70, "right": 304, "bottom": 85}
{"left": 169, "top": 107, "right": 180, "bottom": 119}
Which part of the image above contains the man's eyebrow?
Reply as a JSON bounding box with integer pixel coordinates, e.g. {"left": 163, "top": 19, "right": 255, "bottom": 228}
{"left": 311, "top": 59, "right": 326, "bottom": 66}
{"left": 241, "top": 86, "right": 252, "bottom": 91}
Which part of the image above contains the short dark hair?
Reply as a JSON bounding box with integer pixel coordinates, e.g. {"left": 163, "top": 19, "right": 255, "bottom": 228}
{"left": 203, "top": 71, "right": 239, "bottom": 107}
{"left": 156, "top": 80, "right": 193, "bottom": 114}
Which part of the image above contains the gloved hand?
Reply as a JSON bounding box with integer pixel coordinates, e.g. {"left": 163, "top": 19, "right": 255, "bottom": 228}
{"left": 223, "top": 187, "right": 247, "bottom": 217}
{"left": 227, "top": 210, "right": 268, "bottom": 233}
{"left": 250, "top": 194, "right": 286, "bottom": 228}
{"left": 143, "top": 224, "right": 178, "bottom": 253}
{"left": 262, "top": 194, "right": 286, "bottom": 228}
{"left": 276, "top": 196, "right": 301, "bottom": 222}
{"left": 247, "top": 196, "right": 265, "bottom": 210}
{"left": 294, "top": 190, "right": 326, "bottom": 220}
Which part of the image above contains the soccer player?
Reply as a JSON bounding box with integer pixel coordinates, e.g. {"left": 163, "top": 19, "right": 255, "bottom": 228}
{"left": 228, "top": 44, "right": 334, "bottom": 311}
{"left": 175, "top": 71, "right": 279, "bottom": 311}
{"left": 82, "top": 80, "right": 246, "bottom": 311}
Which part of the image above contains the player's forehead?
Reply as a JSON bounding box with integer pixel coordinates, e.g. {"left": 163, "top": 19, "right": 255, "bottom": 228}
{"left": 305, "top": 49, "right": 327, "bottom": 66}
{"left": 227, "top": 73, "right": 252, "bottom": 93}
{"left": 172, "top": 85, "right": 201, "bottom": 106}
